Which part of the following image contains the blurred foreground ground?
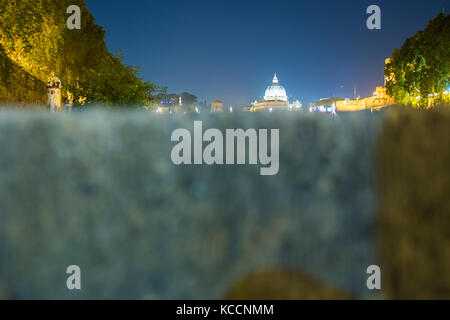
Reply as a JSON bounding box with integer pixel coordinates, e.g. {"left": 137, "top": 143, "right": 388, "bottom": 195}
{"left": 0, "top": 106, "right": 448, "bottom": 299}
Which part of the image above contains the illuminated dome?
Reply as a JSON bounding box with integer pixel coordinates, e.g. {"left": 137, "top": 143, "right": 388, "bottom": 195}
{"left": 264, "top": 74, "right": 288, "bottom": 102}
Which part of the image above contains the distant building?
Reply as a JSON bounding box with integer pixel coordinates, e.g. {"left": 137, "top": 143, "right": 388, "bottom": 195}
{"left": 336, "top": 86, "right": 394, "bottom": 112}
{"left": 159, "top": 96, "right": 180, "bottom": 106}
{"left": 158, "top": 94, "right": 184, "bottom": 114}
{"left": 289, "top": 100, "right": 302, "bottom": 110}
{"left": 308, "top": 97, "right": 340, "bottom": 114}
{"left": 47, "top": 77, "right": 62, "bottom": 111}
{"left": 211, "top": 100, "right": 224, "bottom": 112}
{"left": 251, "top": 74, "right": 289, "bottom": 112}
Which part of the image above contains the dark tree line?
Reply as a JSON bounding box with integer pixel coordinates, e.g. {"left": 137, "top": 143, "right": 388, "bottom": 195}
{"left": 385, "top": 13, "right": 449, "bottom": 108}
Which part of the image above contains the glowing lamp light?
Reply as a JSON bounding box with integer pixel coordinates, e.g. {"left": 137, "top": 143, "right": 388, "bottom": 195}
{"left": 269, "top": 108, "right": 273, "bottom": 113}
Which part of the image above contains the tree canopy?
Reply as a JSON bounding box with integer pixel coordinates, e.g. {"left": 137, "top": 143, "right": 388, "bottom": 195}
{"left": 0, "top": 0, "right": 163, "bottom": 106}
{"left": 385, "top": 13, "right": 450, "bottom": 108}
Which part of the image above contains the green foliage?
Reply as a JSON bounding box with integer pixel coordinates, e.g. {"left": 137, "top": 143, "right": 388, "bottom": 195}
{"left": 385, "top": 14, "right": 450, "bottom": 108}
{"left": 0, "top": 0, "right": 161, "bottom": 106}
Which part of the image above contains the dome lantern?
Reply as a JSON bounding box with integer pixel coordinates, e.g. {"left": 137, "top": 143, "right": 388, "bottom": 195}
{"left": 273, "top": 73, "right": 279, "bottom": 84}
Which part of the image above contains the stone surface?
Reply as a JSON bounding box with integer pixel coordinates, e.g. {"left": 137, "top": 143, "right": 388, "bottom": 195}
{"left": 376, "top": 107, "right": 450, "bottom": 299}
{"left": 0, "top": 46, "right": 46, "bottom": 106}
{"left": 224, "top": 269, "right": 353, "bottom": 300}
{"left": 0, "top": 109, "right": 383, "bottom": 299}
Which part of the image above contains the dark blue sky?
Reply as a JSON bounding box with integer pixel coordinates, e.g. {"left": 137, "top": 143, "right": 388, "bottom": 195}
{"left": 86, "top": 0, "right": 447, "bottom": 105}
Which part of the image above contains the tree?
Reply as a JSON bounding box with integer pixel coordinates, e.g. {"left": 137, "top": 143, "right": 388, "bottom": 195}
{"left": 385, "top": 13, "right": 449, "bottom": 108}
{"left": 0, "top": 0, "right": 160, "bottom": 107}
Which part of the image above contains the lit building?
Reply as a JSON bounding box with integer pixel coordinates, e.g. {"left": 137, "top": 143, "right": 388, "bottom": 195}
{"left": 211, "top": 99, "right": 224, "bottom": 112}
{"left": 289, "top": 100, "right": 302, "bottom": 110}
{"left": 335, "top": 86, "right": 395, "bottom": 112}
{"left": 251, "top": 74, "right": 289, "bottom": 112}
{"left": 263, "top": 74, "right": 288, "bottom": 102}
{"left": 309, "top": 97, "right": 339, "bottom": 114}
{"left": 157, "top": 94, "right": 183, "bottom": 114}
{"left": 47, "top": 77, "right": 62, "bottom": 111}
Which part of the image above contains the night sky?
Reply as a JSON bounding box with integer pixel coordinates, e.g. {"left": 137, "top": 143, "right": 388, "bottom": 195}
{"left": 86, "top": 0, "right": 448, "bottom": 106}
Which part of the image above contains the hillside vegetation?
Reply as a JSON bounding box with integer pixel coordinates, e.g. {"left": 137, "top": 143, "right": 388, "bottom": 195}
{"left": 0, "top": 0, "right": 161, "bottom": 106}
